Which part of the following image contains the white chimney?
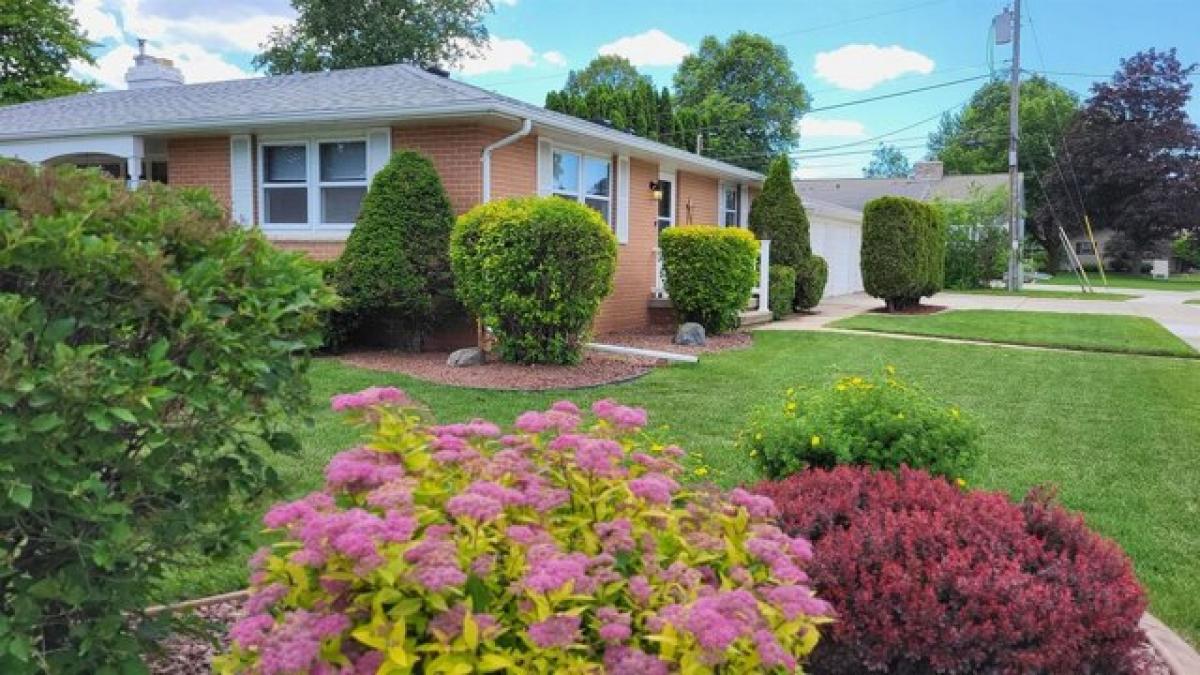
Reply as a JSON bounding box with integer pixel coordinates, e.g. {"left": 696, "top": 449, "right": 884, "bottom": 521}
{"left": 912, "top": 161, "right": 944, "bottom": 181}
{"left": 125, "top": 39, "right": 184, "bottom": 89}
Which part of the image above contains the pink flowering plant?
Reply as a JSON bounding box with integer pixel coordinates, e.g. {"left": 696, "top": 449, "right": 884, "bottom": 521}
{"left": 216, "top": 388, "right": 830, "bottom": 673}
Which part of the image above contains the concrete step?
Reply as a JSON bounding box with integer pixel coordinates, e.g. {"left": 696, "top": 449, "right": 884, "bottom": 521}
{"left": 739, "top": 309, "right": 773, "bottom": 327}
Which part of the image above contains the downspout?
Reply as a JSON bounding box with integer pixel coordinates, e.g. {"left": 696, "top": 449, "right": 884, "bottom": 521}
{"left": 481, "top": 118, "right": 532, "bottom": 203}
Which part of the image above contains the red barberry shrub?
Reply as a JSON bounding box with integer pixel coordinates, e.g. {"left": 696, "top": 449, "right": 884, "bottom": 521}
{"left": 754, "top": 466, "right": 1148, "bottom": 674}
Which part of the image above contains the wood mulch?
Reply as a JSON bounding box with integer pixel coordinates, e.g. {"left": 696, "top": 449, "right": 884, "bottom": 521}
{"left": 336, "top": 330, "right": 753, "bottom": 391}
{"left": 868, "top": 303, "right": 949, "bottom": 315}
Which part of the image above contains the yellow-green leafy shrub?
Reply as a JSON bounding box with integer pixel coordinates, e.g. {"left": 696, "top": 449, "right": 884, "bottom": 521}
{"left": 450, "top": 197, "right": 617, "bottom": 364}
{"left": 660, "top": 226, "right": 758, "bottom": 333}
{"left": 740, "top": 368, "right": 979, "bottom": 481}
{"left": 217, "top": 390, "right": 831, "bottom": 673}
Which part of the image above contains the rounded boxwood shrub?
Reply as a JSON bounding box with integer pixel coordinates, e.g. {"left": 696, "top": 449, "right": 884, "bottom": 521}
{"left": 739, "top": 368, "right": 979, "bottom": 480}
{"left": 333, "top": 151, "right": 456, "bottom": 350}
{"left": 754, "top": 467, "right": 1148, "bottom": 675}
{"left": 768, "top": 264, "right": 796, "bottom": 320}
{"left": 450, "top": 196, "right": 617, "bottom": 365}
{"left": 216, "top": 390, "right": 832, "bottom": 672}
{"left": 861, "top": 196, "right": 943, "bottom": 311}
{"left": 660, "top": 226, "right": 758, "bottom": 333}
{"left": 794, "top": 255, "right": 828, "bottom": 311}
{"left": 0, "top": 162, "right": 334, "bottom": 673}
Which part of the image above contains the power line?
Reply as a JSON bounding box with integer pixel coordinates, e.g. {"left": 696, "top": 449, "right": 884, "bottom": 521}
{"left": 807, "top": 74, "right": 992, "bottom": 113}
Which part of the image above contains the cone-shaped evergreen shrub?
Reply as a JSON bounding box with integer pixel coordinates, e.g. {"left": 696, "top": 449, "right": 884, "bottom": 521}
{"left": 749, "top": 155, "right": 811, "bottom": 268}
{"left": 333, "top": 151, "right": 455, "bottom": 349}
{"left": 795, "top": 255, "right": 828, "bottom": 311}
{"left": 861, "top": 196, "right": 942, "bottom": 311}
{"left": 450, "top": 197, "right": 617, "bottom": 364}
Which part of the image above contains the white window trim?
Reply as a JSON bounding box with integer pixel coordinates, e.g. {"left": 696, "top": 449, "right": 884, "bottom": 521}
{"left": 657, "top": 169, "right": 677, "bottom": 230}
{"left": 257, "top": 134, "right": 370, "bottom": 235}
{"left": 719, "top": 180, "right": 742, "bottom": 227}
{"left": 545, "top": 142, "right": 614, "bottom": 226}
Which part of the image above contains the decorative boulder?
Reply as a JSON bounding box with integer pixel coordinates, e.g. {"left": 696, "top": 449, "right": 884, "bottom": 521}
{"left": 674, "top": 322, "right": 707, "bottom": 346}
{"left": 446, "top": 346, "right": 485, "bottom": 367}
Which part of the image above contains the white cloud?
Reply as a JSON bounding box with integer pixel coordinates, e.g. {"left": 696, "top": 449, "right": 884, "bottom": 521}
{"left": 813, "top": 43, "right": 935, "bottom": 91}
{"left": 597, "top": 29, "right": 691, "bottom": 67}
{"left": 72, "top": 42, "right": 252, "bottom": 89}
{"left": 495, "top": 0, "right": 518, "bottom": 5}
{"left": 798, "top": 117, "right": 867, "bottom": 139}
{"left": 542, "top": 50, "right": 567, "bottom": 67}
{"left": 792, "top": 162, "right": 863, "bottom": 180}
{"left": 75, "top": 0, "right": 124, "bottom": 42}
{"left": 455, "top": 36, "right": 538, "bottom": 75}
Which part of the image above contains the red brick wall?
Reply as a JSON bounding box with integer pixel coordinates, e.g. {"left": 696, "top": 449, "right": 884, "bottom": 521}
{"left": 273, "top": 241, "right": 344, "bottom": 261}
{"left": 676, "top": 170, "right": 719, "bottom": 225}
{"left": 485, "top": 129, "right": 537, "bottom": 200}
{"left": 391, "top": 124, "right": 487, "bottom": 214}
{"left": 167, "top": 137, "right": 230, "bottom": 211}
{"left": 593, "top": 158, "right": 660, "bottom": 333}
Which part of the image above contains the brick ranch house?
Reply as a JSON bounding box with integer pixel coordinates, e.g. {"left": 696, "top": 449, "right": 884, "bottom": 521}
{"left": 0, "top": 54, "right": 771, "bottom": 334}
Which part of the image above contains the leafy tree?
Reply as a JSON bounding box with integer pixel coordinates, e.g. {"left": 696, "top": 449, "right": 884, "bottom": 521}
{"left": 563, "top": 54, "right": 649, "bottom": 96}
{"left": 0, "top": 0, "right": 95, "bottom": 105}
{"left": 933, "top": 186, "right": 1010, "bottom": 288}
{"left": 863, "top": 143, "right": 912, "bottom": 178}
{"left": 928, "top": 75, "right": 1078, "bottom": 267}
{"left": 1046, "top": 49, "right": 1200, "bottom": 257}
{"left": 333, "top": 151, "right": 457, "bottom": 350}
{"left": 254, "top": 0, "right": 493, "bottom": 75}
{"left": 674, "top": 32, "right": 809, "bottom": 172}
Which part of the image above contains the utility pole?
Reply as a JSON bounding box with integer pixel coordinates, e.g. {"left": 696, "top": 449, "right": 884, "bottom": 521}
{"left": 1006, "top": 0, "right": 1023, "bottom": 290}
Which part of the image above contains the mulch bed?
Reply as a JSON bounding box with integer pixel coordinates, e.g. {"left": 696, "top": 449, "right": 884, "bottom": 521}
{"left": 869, "top": 303, "right": 948, "bottom": 315}
{"left": 337, "top": 331, "right": 752, "bottom": 391}
{"left": 146, "top": 600, "right": 242, "bottom": 675}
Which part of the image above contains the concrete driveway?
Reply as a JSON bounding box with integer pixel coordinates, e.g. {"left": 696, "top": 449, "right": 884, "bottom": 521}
{"left": 760, "top": 285, "right": 1200, "bottom": 350}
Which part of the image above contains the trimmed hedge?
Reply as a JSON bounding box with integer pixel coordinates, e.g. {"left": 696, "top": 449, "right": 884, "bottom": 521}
{"left": 795, "top": 255, "right": 828, "bottom": 311}
{"left": 332, "top": 151, "right": 456, "bottom": 350}
{"left": 450, "top": 196, "right": 616, "bottom": 364}
{"left": 749, "top": 155, "right": 811, "bottom": 268}
{"left": 660, "top": 226, "right": 759, "bottom": 333}
{"left": 861, "top": 196, "right": 944, "bottom": 311}
{"left": 0, "top": 162, "right": 334, "bottom": 672}
{"left": 768, "top": 264, "right": 796, "bottom": 320}
{"left": 755, "top": 467, "right": 1148, "bottom": 674}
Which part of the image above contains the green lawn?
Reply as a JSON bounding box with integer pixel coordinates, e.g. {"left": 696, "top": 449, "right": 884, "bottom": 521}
{"left": 945, "top": 288, "right": 1138, "bottom": 301}
{"left": 831, "top": 309, "right": 1197, "bottom": 358}
{"left": 1040, "top": 272, "right": 1200, "bottom": 291}
{"left": 162, "top": 331, "right": 1200, "bottom": 644}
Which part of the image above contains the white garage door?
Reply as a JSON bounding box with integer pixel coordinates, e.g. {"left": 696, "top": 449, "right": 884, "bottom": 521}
{"left": 810, "top": 219, "right": 863, "bottom": 298}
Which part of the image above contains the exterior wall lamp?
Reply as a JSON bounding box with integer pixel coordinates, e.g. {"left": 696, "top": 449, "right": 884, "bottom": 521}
{"left": 649, "top": 180, "right": 664, "bottom": 201}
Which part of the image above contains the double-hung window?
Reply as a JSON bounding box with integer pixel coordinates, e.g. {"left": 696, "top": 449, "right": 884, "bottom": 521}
{"left": 551, "top": 148, "right": 612, "bottom": 225}
{"left": 260, "top": 138, "right": 369, "bottom": 230}
{"left": 722, "top": 183, "right": 741, "bottom": 227}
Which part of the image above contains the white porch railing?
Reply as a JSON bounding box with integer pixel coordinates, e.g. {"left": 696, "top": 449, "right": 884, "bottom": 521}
{"left": 652, "top": 239, "right": 771, "bottom": 312}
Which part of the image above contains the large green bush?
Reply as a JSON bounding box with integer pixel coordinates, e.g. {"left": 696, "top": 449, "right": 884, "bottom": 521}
{"left": 332, "top": 150, "right": 456, "bottom": 350}
{"left": 861, "top": 196, "right": 943, "bottom": 311}
{"left": 768, "top": 264, "right": 796, "bottom": 320}
{"left": 451, "top": 196, "right": 616, "bottom": 364}
{"left": 795, "top": 255, "right": 828, "bottom": 311}
{"left": 739, "top": 367, "right": 980, "bottom": 481}
{"left": 0, "top": 162, "right": 334, "bottom": 673}
{"left": 749, "top": 155, "right": 811, "bottom": 268}
{"left": 660, "top": 226, "right": 759, "bottom": 333}
{"left": 932, "top": 187, "right": 1010, "bottom": 289}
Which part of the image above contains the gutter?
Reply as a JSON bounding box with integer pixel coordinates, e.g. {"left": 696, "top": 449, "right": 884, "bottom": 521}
{"left": 480, "top": 117, "right": 532, "bottom": 203}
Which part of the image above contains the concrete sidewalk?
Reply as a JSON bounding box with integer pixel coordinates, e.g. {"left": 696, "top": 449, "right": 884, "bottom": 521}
{"left": 760, "top": 287, "right": 1200, "bottom": 351}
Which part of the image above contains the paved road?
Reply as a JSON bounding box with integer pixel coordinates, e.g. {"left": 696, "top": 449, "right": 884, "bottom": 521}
{"left": 760, "top": 285, "right": 1200, "bottom": 350}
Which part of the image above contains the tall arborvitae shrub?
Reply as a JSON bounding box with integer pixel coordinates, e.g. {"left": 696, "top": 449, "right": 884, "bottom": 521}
{"left": 749, "top": 155, "right": 810, "bottom": 268}
{"left": 750, "top": 155, "right": 827, "bottom": 310}
{"left": 861, "top": 196, "right": 942, "bottom": 311}
{"left": 332, "top": 151, "right": 456, "bottom": 350}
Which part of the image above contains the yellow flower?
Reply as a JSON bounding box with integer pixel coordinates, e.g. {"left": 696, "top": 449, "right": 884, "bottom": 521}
{"left": 785, "top": 387, "right": 795, "bottom": 397}
{"left": 835, "top": 383, "right": 848, "bottom": 392}
{"left": 950, "top": 407, "right": 960, "bottom": 419}
{"left": 651, "top": 443, "right": 664, "bottom": 453}
{"left": 810, "top": 435, "right": 821, "bottom": 448}
{"left": 785, "top": 401, "right": 797, "bottom": 413}
{"left": 885, "top": 364, "right": 896, "bottom": 375}
{"left": 955, "top": 477, "right": 967, "bottom": 488}
{"left": 693, "top": 466, "right": 709, "bottom": 477}
{"left": 749, "top": 449, "right": 758, "bottom": 458}
{"left": 754, "top": 432, "right": 763, "bottom": 441}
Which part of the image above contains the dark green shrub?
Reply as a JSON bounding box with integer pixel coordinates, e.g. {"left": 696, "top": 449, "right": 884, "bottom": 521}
{"left": 0, "top": 162, "right": 334, "bottom": 673}
{"left": 332, "top": 150, "right": 456, "bottom": 350}
{"left": 659, "top": 226, "right": 759, "bottom": 333}
{"left": 861, "top": 196, "right": 942, "bottom": 311}
{"left": 749, "top": 155, "right": 811, "bottom": 268}
{"left": 450, "top": 196, "right": 616, "bottom": 364}
{"left": 768, "top": 264, "right": 796, "bottom": 319}
{"left": 739, "top": 367, "right": 980, "bottom": 481}
{"left": 795, "top": 255, "right": 828, "bottom": 311}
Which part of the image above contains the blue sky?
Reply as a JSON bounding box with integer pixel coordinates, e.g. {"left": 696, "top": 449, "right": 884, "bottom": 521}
{"left": 71, "top": 0, "right": 1200, "bottom": 177}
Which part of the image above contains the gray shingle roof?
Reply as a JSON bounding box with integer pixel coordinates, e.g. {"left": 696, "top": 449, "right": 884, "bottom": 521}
{"left": 794, "top": 174, "right": 1009, "bottom": 211}
{"left": 0, "top": 63, "right": 762, "bottom": 181}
